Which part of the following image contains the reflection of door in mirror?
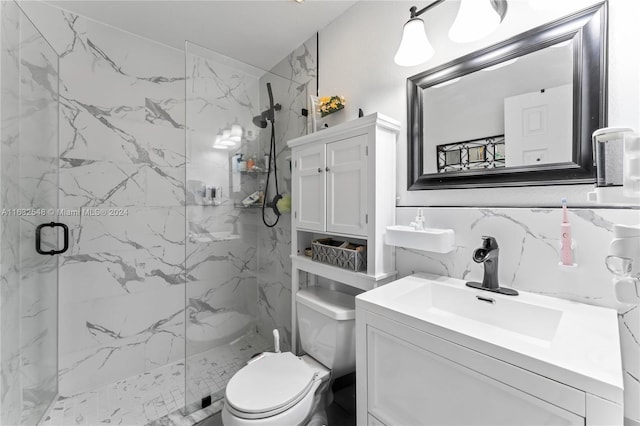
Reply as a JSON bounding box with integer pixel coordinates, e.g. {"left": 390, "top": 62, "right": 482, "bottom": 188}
{"left": 504, "top": 85, "right": 572, "bottom": 167}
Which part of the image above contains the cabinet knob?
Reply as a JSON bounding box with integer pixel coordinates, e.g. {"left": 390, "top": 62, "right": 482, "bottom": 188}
{"left": 325, "top": 167, "right": 330, "bottom": 172}
{"left": 317, "top": 168, "right": 322, "bottom": 173}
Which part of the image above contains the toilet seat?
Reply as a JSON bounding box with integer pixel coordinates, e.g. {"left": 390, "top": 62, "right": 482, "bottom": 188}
{"left": 225, "top": 352, "right": 318, "bottom": 420}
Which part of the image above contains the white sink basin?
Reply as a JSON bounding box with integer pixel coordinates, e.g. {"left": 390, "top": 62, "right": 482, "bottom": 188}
{"left": 384, "top": 225, "right": 454, "bottom": 253}
{"left": 393, "top": 279, "right": 563, "bottom": 343}
{"left": 356, "top": 273, "right": 624, "bottom": 405}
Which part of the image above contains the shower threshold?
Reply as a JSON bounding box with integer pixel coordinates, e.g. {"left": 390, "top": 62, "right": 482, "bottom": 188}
{"left": 41, "top": 330, "right": 271, "bottom": 426}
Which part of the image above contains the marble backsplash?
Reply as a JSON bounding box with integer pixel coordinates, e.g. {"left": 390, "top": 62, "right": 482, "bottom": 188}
{"left": 395, "top": 206, "right": 639, "bottom": 423}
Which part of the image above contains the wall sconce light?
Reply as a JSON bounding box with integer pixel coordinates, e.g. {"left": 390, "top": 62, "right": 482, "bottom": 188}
{"left": 394, "top": 0, "right": 508, "bottom": 67}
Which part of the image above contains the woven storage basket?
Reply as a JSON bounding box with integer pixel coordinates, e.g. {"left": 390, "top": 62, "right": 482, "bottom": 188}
{"left": 311, "top": 238, "right": 367, "bottom": 272}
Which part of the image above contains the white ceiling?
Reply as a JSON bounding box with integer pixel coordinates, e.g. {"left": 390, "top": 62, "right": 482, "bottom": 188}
{"left": 45, "top": 0, "right": 358, "bottom": 70}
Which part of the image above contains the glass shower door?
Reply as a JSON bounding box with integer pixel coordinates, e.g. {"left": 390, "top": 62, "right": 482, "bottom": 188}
{"left": 183, "top": 40, "right": 308, "bottom": 416}
{"left": 1, "top": 2, "right": 60, "bottom": 424}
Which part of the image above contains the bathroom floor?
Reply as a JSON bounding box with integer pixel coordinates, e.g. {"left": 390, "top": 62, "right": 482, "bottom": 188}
{"left": 326, "top": 374, "right": 357, "bottom": 426}
{"left": 41, "top": 331, "right": 270, "bottom": 426}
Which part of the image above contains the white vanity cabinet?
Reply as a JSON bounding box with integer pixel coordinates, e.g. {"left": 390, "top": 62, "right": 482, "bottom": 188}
{"left": 288, "top": 113, "right": 400, "bottom": 352}
{"left": 356, "top": 274, "right": 624, "bottom": 426}
{"left": 362, "top": 314, "right": 584, "bottom": 426}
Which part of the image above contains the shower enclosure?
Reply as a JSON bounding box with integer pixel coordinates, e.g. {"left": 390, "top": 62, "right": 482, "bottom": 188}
{"left": 1, "top": 2, "right": 309, "bottom": 422}
{"left": 183, "top": 41, "right": 307, "bottom": 415}
{"left": 0, "top": 2, "right": 60, "bottom": 425}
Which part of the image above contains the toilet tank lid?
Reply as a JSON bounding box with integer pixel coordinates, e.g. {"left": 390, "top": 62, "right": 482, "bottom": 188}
{"left": 296, "top": 287, "right": 355, "bottom": 320}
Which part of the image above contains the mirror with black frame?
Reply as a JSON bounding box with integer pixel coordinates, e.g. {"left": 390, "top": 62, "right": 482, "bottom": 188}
{"left": 407, "top": 2, "right": 607, "bottom": 190}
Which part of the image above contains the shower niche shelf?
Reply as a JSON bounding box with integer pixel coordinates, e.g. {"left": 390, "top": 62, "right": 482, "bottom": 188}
{"left": 234, "top": 201, "right": 264, "bottom": 209}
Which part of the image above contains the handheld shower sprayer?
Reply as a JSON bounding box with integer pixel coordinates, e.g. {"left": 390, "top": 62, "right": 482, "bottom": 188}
{"left": 260, "top": 82, "right": 283, "bottom": 228}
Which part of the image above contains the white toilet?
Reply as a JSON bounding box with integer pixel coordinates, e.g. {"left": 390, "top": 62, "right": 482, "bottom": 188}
{"left": 221, "top": 286, "right": 356, "bottom": 426}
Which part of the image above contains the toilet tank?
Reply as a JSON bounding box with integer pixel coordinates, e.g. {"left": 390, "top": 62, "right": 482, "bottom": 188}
{"left": 296, "top": 287, "right": 356, "bottom": 379}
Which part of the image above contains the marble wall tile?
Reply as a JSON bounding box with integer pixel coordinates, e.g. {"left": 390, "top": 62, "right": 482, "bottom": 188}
{"left": 395, "top": 206, "right": 640, "bottom": 422}
{"left": 58, "top": 284, "right": 186, "bottom": 395}
{"left": 58, "top": 160, "right": 147, "bottom": 208}
{"left": 256, "top": 35, "right": 317, "bottom": 351}
{"left": 1, "top": 2, "right": 59, "bottom": 423}
{"left": 181, "top": 43, "right": 303, "bottom": 412}
{"left": 146, "top": 165, "right": 185, "bottom": 207}
{"left": 63, "top": 206, "right": 184, "bottom": 255}
{"left": 1, "top": 4, "right": 23, "bottom": 423}
{"left": 14, "top": 2, "right": 190, "bottom": 397}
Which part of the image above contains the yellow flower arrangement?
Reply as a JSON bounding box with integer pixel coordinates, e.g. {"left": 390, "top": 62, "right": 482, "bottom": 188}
{"left": 318, "top": 95, "right": 346, "bottom": 117}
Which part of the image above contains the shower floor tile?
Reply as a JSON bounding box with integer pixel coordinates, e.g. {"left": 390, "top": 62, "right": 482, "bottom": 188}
{"left": 42, "top": 331, "right": 271, "bottom": 426}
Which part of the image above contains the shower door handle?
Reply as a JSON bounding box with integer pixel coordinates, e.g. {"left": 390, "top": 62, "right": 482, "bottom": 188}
{"left": 35, "top": 222, "right": 69, "bottom": 256}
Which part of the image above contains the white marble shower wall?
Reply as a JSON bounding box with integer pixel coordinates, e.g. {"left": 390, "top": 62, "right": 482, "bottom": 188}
{"left": 18, "top": 1, "right": 188, "bottom": 396}
{"left": 1, "top": 2, "right": 59, "bottom": 423}
{"left": 184, "top": 43, "right": 262, "bottom": 371}
{"left": 395, "top": 206, "right": 640, "bottom": 422}
{"left": 0, "top": 6, "right": 23, "bottom": 422}
{"left": 256, "top": 36, "right": 317, "bottom": 351}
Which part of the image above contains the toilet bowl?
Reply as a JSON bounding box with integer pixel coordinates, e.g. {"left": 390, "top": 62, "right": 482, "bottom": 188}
{"left": 222, "top": 353, "right": 330, "bottom": 426}
{"left": 222, "top": 287, "right": 356, "bottom": 426}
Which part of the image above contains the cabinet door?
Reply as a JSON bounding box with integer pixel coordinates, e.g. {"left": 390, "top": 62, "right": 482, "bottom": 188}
{"left": 293, "top": 144, "right": 325, "bottom": 231}
{"left": 366, "top": 326, "right": 584, "bottom": 426}
{"left": 326, "top": 134, "right": 368, "bottom": 236}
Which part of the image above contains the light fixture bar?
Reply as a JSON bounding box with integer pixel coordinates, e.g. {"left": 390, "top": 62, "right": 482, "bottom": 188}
{"left": 409, "top": 0, "right": 446, "bottom": 18}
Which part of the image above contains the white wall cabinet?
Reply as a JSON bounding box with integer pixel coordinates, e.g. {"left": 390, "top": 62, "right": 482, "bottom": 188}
{"left": 288, "top": 113, "right": 400, "bottom": 352}
{"left": 293, "top": 143, "right": 326, "bottom": 231}
{"left": 293, "top": 133, "right": 368, "bottom": 236}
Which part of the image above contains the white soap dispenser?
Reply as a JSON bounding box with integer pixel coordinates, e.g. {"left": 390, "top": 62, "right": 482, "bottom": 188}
{"left": 410, "top": 208, "right": 425, "bottom": 231}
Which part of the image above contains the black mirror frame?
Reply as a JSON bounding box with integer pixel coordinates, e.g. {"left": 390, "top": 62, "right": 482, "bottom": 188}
{"left": 407, "top": 2, "right": 607, "bottom": 190}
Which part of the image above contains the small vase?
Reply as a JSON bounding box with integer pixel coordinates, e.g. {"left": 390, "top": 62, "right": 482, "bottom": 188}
{"left": 318, "top": 107, "right": 345, "bottom": 130}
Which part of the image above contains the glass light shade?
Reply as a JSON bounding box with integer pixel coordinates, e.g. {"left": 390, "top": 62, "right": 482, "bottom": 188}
{"left": 449, "top": 0, "right": 501, "bottom": 43}
{"left": 230, "top": 124, "right": 243, "bottom": 141}
{"left": 394, "top": 18, "right": 434, "bottom": 67}
{"left": 212, "top": 133, "right": 237, "bottom": 149}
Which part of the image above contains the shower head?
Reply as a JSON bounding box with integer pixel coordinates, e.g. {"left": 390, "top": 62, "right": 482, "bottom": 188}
{"left": 252, "top": 113, "right": 268, "bottom": 128}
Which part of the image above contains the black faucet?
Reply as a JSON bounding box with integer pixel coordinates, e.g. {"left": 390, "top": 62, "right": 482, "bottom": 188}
{"left": 466, "top": 236, "right": 518, "bottom": 296}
